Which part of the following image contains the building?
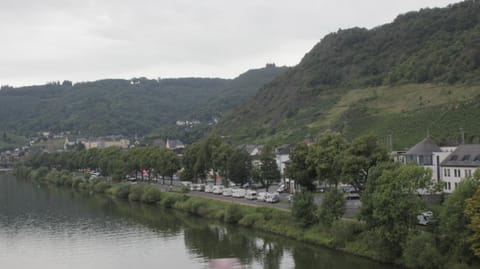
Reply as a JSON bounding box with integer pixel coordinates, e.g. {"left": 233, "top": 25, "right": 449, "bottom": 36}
{"left": 166, "top": 139, "right": 185, "bottom": 150}
{"left": 275, "top": 144, "right": 292, "bottom": 177}
{"left": 404, "top": 137, "right": 454, "bottom": 184}
{"left": 441, "top": 144, "right": 480, "bottom": 193}
{"left": 65, "top": 136, "right": 130, "bottom": 150}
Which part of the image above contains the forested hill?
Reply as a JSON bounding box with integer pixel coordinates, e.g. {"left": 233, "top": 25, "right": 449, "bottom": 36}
{"left": 0, "top": 65, "right": 287, "bottom": 138}
{"left": 216, "top": 0, "right": 480, "bottom": 148}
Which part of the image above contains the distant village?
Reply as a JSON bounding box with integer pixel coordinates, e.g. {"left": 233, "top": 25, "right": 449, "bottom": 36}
{"left": 1, "top": 130, "right": 480, "bottom": 195}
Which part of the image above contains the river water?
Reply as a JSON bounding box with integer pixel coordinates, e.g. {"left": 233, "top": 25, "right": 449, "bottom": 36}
{"left": 0, "top": 174, "right": 396, "bottom": 269}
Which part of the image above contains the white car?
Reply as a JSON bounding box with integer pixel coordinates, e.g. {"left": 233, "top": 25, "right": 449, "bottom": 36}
{"left": 204, "top": 184, "right": 214, "bottom": 193}
{"left": 257, "top": 192, "right": 267, "bottom": 202}
{"left": 212, "top": 185, "right": 224, "bottom": 195}
{"left": 245, "top": 190, "right": 257, "bottom": 200}
{"left": 417, "top": 211, "right": 434, "bottom": 225}
{"left": 266, "top": 192, "right": 280, "bottom": 203}
{"left": 276, "top": 184, "right": 286, "bottom": 193}
{"left": 232, "top": 188, "right": 246, "bottom": 198}
{"left": 222, "top": 188, "right": 233, "bottom": 196}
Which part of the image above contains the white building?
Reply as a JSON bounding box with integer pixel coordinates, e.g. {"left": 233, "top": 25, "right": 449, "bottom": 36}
{"left": 440, "top": 144, "right": 480, "bottom": 193}
{"left": 404, "top": 137, "right": 452, "bottom": 184}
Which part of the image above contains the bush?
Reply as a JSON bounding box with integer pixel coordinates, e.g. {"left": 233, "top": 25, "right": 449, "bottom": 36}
{"left": 330, "top": 220, "right": 366, "bottom": 248}
{"left": 318, "top": 189, "right": 344, "bottom": 226}
{"left": 113, "top": 184, "right": 131, "bottom": 200}
{"left": 239, "top": 213, "right": 263, "bottom": 227}
{"left": 161, "top": 195, "right": 177, "bottom": 208}
{"left": 292, "top": 191, "right": 318, "bottom": 227}
{"left": 403, "top": 232, "right": 443, "bottom": 269}
{"left": 140, "top": 187, "right": 162, "bottom": 204}
{"left": 72, "top": 178, "right": 83, "bottom": 189}
{"left": 128, "top": 185, "right": 145, "bottom": 201}
{"left": 224, "top": 204, "right": 243, "bottom": 223}
{"left": 93, "top": 181, "right": 111, "bottom": 193}
{"left": 188, "top": 200, "right": 209, "bottom": 216}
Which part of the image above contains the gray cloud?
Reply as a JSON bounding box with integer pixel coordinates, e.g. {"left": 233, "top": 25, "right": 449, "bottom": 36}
{"left": 0, "top": 0, "right": 459, "bottom": 86}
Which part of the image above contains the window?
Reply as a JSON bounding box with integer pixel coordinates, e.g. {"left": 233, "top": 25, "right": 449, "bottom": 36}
{"left": 444, "top": 168, "right": 447, "bottom": 177}
{"left": 475, "top": 155, "right": 480, "bottom": 162}
{"left": 450, "top": 155, "right": 458, "bottom": 161}
{"left": 444, "top": 182, "right": 448, "bottom": 190}
{"left": 418, "top": 155, "right": 424, "bottom": 165}
{"left": 448, "top": 182, "right": 451, "bottom": 190}
{"left": 448, "top": 169, "right": 451, "bottom": 177}
{"left": 455, "top": 182, "right": 458, "bottom": 189}
{"left": 463, "top": 155, "right": 471, "bottom": 161}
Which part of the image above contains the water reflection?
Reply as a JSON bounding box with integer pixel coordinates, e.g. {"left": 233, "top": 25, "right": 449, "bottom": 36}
{"left": 0, "top": 175, "right": 396, "bottom": 269}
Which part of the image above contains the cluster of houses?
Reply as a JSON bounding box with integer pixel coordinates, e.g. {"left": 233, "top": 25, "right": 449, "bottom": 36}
{"left": 393, "top": 137, "right": 480, "bottom": 193}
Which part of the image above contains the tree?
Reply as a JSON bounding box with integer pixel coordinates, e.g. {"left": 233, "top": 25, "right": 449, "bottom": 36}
{"left": 361, "top": 164, "right": 432, "bottom": 258}
{"left": 212, "top": 142, "right": 233, "bottom": 185}
{"left": 259, "top": 145, "right": 280, "bottom": 192}
{"left": 182, "top": 142, "right": 201, "bottom": 181}
{"left": 318, "top": 189, "right": 344, "bottom": 226}
{"left": 292, "top": 191, "right": 318, "bottom": 228}
{"left": 285, "top": 142, "right": 316, "bottom": 191}
{"left": 440, "top": 177, "right": 479, "bottom": 263}
{"left": 307, "top": 130, "right": 348, "bottom": 188}
{"left": 465, "top": 170, "right": 480, "bottom": 259}
{"left": 341, "top": 134, "right": 389, "bottom": 193}
{"left": 227, "top": 148, "right": 251, "bottom": 186}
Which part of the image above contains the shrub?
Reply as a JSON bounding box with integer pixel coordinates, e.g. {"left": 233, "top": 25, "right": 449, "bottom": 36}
{"left": 114, "top": 184, "right": 131, "bottom": 200}
{"left": 318, "top": 189, "right": 344, "bottom": 226}
{"left": 140, "top": 187, "right": 162, "bottom": 204}
{"left": 128, "top": 185, "right": 145, "bottom": 201}
{"left": 72, "top": 178, "right": 83, "bottom": 189}
{"left": 161, "top": 195, "right": 177, "bottom": 208}
{"left": 239, "top": 213, "right": 263, "bottom": 227}
{"left": 403, "top": 232, "right": 443, "bottom": 269}
{"left": 292, "top": 191, "right": 318, "bottom": 227}
{"left": 93, "top": 181, "right": 111, "bottom": 193}
{"left": 330, "top": 220, "right": 366, "bottom": 248}
{"left": 224, "top": 204, "right": 243, "bottom": 223}
{"left": 189, "top": 200, "right": 209, "bottom": 216}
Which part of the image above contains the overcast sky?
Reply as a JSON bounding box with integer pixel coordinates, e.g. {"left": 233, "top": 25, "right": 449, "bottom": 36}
{"left": 0, "top": 0, "right": 461, "bottom": 86}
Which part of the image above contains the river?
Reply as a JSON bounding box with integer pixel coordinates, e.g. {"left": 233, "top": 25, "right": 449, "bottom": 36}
{"left": 0, "top": 174, "right": 396, "bottom": 269}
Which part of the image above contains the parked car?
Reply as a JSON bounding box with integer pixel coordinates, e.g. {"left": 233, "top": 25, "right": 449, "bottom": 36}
{"left": 266, "top": 192, "right": 280, "bottom": 203}
{"left": 232, "top": 188, "right": 246, "bottom": 198}
{"left": 245, "top": 190, "right": 257, "bottom": 200}
{"left": 222, "top": 188, "right": 233, "bottom": 197}
{"left": 212, "top": 185, "right": 224, "bottom": 195}
{"left": 345, "top": 192, "right": 360, "bottom": 200}
{"left": 181, "top": 181, "right": 192, "bottom": 189}
{"left": 204, "top": 184, "right": 214, "bottom": 193}
{"left": 417, "top": 211, "right": 434, "bottom": 225}
{"left": 257, "top": 192, "right": 267, "bottom": 202}
{"left": 276, "top": 184, "right": 286, "bottom": 193}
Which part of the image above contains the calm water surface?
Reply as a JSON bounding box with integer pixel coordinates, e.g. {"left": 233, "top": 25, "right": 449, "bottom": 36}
{"left": 0, "top": 174, "right": 396, "bottom": 269}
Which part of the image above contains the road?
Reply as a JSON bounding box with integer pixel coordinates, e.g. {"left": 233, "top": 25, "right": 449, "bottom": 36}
{"left": 153, "top": 181, "right": 361, "bottom": 218}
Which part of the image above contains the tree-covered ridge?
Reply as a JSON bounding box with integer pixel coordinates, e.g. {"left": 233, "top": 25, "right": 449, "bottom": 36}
{"left": 0, "top": 65, "right": 286, "bottom": 138}
{"left": 300, "top": 0, "right": 480, "bottom": 88}
{"left": 216, "top": 0, "right": 480, "bottom": 147}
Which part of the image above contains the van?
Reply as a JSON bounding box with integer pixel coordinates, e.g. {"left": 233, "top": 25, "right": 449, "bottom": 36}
{"left": 212, "top": 185, "right": 224, "bottom": 195}
{"left": 257, "top": 192, "right": 267, "bottom": 202}
{"left": 232, "top": 188, "right": 246, "bottom": 198}
{"left": 204, "top": 184, "right": 214, "bottom": 193}
{"left": 245, "top": 190, "right": 257, "bottom": 200}
{"left": 222, "top": 188, "right": 233, "bottom": 197}
{"left": 266, "top": 192, "right": 280, "bottom": 203}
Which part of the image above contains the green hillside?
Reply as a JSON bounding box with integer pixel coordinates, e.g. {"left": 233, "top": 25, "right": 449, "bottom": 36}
{"left": 216, "top": 0, "right": 480, "bottom": 149}
{"left": 0, "top": 65, "right": 286, "bottom": 140}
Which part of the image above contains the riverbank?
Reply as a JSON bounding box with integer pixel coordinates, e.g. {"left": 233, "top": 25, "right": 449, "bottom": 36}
{"left": 14, "top": 166, "right": 405, "bottom": 267}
